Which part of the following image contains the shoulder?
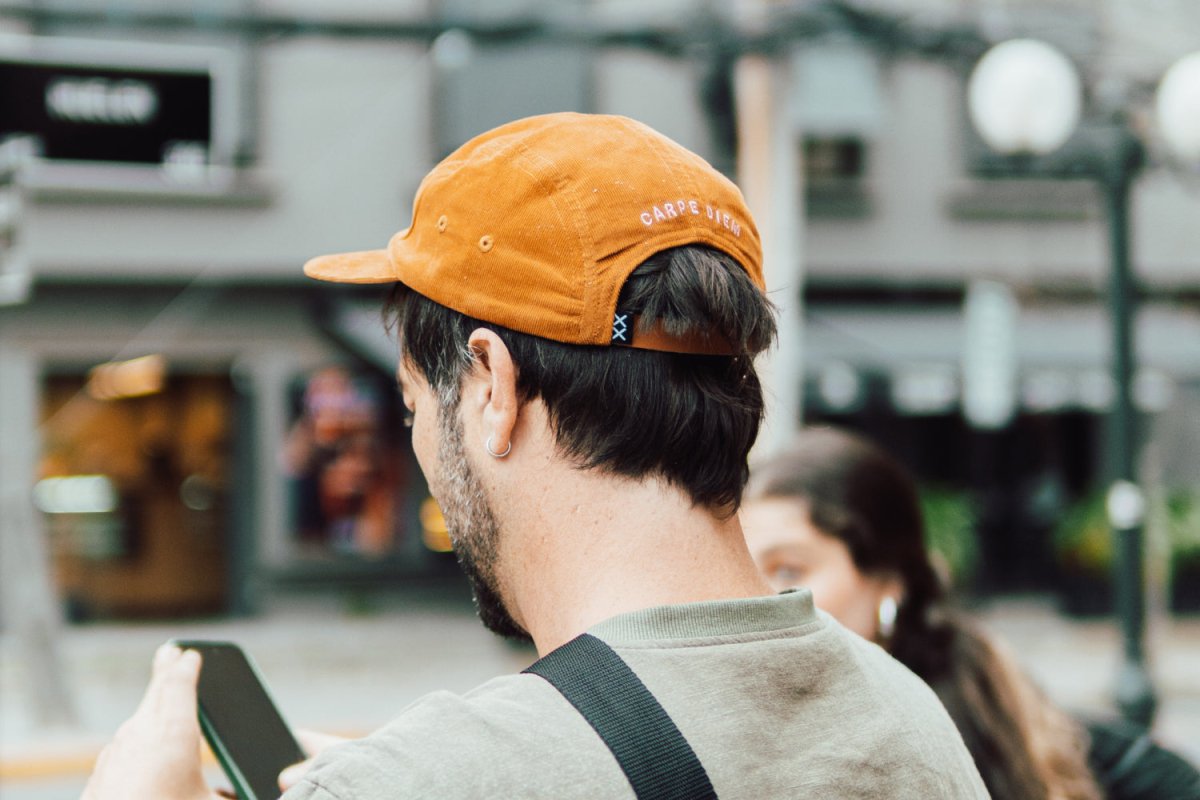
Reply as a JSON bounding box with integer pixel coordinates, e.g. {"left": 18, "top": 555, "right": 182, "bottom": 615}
{"left": 285, "top": 673, "right": 633, "bottom": 800}
{"left": 608, "top": 612, "right": 988, "bottom": 799}
{"left": 826, "top": 628, "right": 991, "bottom": 796}
{"left": 1085, "top": 716, "right": 1200, "bottom": 800}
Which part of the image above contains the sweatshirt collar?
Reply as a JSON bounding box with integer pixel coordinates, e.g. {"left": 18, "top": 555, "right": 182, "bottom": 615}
{"left": 587, "top": 589, "right": 821, "bottom": 643}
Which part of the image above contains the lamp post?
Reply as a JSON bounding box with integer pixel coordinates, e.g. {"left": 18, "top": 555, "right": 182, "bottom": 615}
{"left": 967, "top": 39, "right": 1200, "bottom": 728}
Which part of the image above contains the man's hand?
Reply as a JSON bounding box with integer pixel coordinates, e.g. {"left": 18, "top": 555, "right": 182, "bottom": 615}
{"left": 81, "top": 644, "right": 219, "bottom": 800}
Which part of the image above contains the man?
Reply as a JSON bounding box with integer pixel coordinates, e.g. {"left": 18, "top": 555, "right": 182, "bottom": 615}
{"left": 83, "top": 113, "right": 988, "bottom": 799}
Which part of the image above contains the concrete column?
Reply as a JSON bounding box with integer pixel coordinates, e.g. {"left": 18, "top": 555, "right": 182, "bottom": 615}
{"left": 0, "top": 343, "right": 77, "bottom": 726}
{"left": 736, "top": 51, "right": 805, "bottom": 461}
{"left": 238, "top": 352, "right": 303, "bottom": 569}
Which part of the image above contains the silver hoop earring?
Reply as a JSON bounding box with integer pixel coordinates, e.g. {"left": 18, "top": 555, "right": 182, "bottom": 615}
{"left": 877, "top": 596, "right": 898, "bottom": 641}
{"left": 485, "top": 435, "right": 511, "bottom": 458}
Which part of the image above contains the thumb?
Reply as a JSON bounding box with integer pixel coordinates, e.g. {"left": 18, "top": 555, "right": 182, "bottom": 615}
{"left": 138, "top": 644, "right": 199, "bottom": 717}
{"left": 279, "top": 758, "right": 314, "bottom": 792}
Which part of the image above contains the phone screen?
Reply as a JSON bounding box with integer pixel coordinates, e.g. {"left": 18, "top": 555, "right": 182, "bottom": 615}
{"left": 173, "top": 640, "right": 307, "bottom": 800}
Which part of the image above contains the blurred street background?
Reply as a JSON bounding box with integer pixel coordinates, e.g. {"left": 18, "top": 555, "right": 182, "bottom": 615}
{"left": 1, "top": 0, "right": 1199, "bottom": 796}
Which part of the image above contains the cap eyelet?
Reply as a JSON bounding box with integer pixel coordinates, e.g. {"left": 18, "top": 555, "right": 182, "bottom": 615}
{"left": 436, "top": 215, "right": 448, "bottom": 233}
{"left": 478, "top": 235, "right": 494, "bottom": 253}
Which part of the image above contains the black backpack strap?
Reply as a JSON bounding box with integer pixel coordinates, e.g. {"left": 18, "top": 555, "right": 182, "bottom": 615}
{"left": 524, "top": 633, "right": 718, "bottom": 800}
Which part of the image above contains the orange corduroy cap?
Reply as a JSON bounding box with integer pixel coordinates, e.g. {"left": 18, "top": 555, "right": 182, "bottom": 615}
{"left": 303, "top": 113, "right": 764, "bottom": 351}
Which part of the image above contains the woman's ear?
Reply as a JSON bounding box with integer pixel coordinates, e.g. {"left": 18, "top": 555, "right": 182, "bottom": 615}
{"left": 465, "top": 328, "right": 518, "bottom": 456}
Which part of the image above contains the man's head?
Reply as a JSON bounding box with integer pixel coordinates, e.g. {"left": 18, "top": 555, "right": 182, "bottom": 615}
{"left": 305, "top": 113, "right": 776, "bottom": 639}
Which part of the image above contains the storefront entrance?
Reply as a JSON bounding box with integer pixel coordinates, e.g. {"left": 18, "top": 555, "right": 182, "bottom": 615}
{"left": 37, "top": 368, "right": 233, "bottom": 620}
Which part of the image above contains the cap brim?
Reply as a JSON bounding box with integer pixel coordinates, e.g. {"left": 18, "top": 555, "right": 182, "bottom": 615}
{"left": 303, "top": 249, "right": 396, "bottom": 284}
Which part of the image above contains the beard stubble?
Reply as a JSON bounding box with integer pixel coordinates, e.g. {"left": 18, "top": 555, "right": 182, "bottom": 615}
{"left": 435, "top": 405, "right": 533, "bottom": 644}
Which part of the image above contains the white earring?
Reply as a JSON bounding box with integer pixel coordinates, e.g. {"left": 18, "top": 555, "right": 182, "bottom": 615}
{"left": 485, "top": 435, "right": 511, "bottom": 458}
{"left": 877, "top": 596, "right": 898, "bottom": 641}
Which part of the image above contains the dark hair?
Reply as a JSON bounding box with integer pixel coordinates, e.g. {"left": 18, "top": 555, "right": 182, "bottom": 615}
{"left": 385, "top": 245, "right": 776, "bottom": 511}
{"left": 748, "top": 426, "right": 1100, "bottom": 800}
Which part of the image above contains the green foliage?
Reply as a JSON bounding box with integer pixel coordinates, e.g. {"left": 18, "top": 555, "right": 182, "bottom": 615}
{"left": 1165, "top": 491, "right": 1200, "bottom": 560}
{"left": 919, "top": 487, "right": 979, "bottom": 585}
{"left": 1054, "top": 489, "right": 1200, "bottom": 575}
{"left": 1053, "top": 492, "right": 1113, "bottom": 575}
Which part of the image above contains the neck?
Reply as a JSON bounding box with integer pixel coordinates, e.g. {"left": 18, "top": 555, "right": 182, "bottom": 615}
{"left": 491, "top": 458, "right": 774, "bottom": 655}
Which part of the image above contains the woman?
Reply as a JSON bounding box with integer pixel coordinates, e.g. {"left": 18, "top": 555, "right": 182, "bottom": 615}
{"left": 741, "top": 426, "right": 1199, "bottom": 800}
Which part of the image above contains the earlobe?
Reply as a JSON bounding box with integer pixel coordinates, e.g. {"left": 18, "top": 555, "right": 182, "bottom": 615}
{"left": 485, "top": 436, "right": 512, "bottom": 458}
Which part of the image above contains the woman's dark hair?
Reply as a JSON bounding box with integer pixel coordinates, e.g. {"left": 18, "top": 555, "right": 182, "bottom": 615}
{"left": 748, "top": 426, "right": 1100, "bottom": 800}
{"left": 385, "top": 244, "right": 776, "bottom": 512}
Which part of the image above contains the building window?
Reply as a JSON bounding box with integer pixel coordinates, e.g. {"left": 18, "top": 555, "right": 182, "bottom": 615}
{"left": 432, "top": 0, "right": 590, "bottom": 158}
{"left": 803, "top": 135, "right": 872, "bottom": 217}
{"left": 805, "top": 136, "right": 866, "bottom": 181}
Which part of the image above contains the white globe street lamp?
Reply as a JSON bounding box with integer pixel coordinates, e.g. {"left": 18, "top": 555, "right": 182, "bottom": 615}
{"left": 967, "top": 38, "right": 1082, "bottom": 156}
{"left": 1155, "top": 51, "right": 1200, "bottom": 164}
{"left": 967, "top": 38, "right": 1200, "bottom": 728}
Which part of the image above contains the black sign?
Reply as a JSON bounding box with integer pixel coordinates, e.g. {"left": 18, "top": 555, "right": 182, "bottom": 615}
{"left": 0, "top": 58, "right": 212, "bottom": 166}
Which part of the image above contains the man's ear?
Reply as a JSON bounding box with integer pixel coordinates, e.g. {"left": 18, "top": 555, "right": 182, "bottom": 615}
{"left": 465, "top": 328, "right": 518, "bottom": 455}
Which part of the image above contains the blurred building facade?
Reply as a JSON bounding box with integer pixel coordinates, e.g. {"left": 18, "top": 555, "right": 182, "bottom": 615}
{"left": 0, "top": 0, "right": 1197, "bottom": 620}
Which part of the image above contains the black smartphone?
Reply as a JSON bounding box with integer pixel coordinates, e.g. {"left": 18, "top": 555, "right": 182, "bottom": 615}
{"left": 171, "top": 640, "right": 307, "bottom": 800}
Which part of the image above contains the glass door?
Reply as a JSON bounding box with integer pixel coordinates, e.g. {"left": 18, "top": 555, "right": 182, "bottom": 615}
{"left": 37, "top": 368, "right": 233, "bottom": 620}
